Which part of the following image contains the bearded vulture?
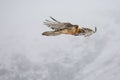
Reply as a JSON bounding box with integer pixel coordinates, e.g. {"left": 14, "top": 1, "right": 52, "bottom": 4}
{"left": 42, "top": 17, "right": 97, "bottom": 37}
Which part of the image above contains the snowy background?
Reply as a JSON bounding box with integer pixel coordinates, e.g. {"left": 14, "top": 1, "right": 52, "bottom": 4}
{"left": 0, "top": 0, "right": 120, "bottom": 80}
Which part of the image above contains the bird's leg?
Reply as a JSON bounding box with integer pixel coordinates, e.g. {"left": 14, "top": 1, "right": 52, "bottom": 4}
{"left": 74, "top": 34, "right": 80, "bottom": 36}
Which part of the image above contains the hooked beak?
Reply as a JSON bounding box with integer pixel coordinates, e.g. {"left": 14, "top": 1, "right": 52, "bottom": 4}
{"left": 93, "top": 27, "right": 97, "bottom": 33}
{"left": 83, "top": 27, "right": 97, "bottom": 37}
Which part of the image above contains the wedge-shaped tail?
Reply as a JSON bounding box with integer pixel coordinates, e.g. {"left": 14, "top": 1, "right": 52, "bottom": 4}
{"left": 42, "top": 31, "right": 61, "bottom": 36}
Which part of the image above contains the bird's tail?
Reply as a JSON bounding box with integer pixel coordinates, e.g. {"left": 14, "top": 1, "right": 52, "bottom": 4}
{"left": 42, "top": 31, "right": 61, "bottom": 36}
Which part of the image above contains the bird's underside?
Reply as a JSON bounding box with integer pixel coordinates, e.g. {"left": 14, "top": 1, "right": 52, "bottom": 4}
{"left": 42, "top": 17, "right": 97, "bottom": 37}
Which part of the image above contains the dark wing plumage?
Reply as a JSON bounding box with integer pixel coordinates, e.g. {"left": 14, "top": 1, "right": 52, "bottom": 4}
{"left": 43, "top": 17, "right": 73, "bottom": 31}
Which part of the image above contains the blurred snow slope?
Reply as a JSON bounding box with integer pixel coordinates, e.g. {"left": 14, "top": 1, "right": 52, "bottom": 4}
{"left": 0, "top": 0, "right": 120, "bottom": 80}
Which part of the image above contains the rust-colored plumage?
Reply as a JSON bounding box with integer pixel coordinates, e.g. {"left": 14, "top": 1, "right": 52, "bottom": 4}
{"left": 42, "top": 17, "right": 97, "bottom": 37}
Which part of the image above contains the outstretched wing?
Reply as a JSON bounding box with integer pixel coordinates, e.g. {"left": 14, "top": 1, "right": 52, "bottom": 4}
{"left": 43, "top": 17, "right": 73, "bottom": 31}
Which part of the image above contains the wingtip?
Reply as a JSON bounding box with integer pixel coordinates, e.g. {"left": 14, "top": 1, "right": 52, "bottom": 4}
{"left": 49, "top": 16, "right": 54, "bottom": 20}
{"left": 49, "top": 16, "right": 59, "bottom": 22}
{"left": 49, "top": 16, "right": 52, "bottom": 18}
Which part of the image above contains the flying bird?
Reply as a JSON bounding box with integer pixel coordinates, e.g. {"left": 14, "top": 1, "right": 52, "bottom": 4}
{"left": 42, "top": 17, "right": 97, "bottom": 37}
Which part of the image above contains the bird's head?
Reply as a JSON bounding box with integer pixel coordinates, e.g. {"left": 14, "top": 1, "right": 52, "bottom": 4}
{"left": 81, "top": 27, "right": 97, "bottom": 37}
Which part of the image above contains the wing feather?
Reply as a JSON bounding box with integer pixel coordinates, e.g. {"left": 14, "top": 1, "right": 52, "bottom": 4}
{"left": 44, "top": 17, "right": 73, "bottom": 31}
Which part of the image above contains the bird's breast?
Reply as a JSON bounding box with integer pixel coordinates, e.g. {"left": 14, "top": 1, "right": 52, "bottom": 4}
{"left": 59, "top": 27, "right": 81, "bottom": 35}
